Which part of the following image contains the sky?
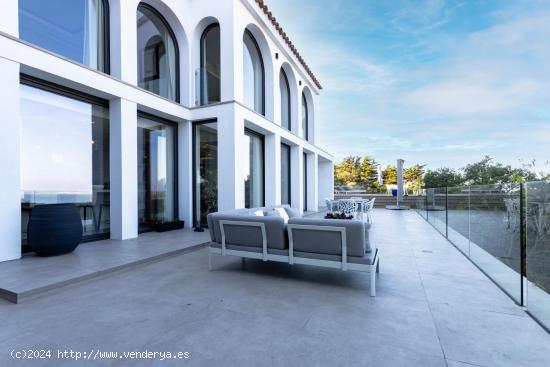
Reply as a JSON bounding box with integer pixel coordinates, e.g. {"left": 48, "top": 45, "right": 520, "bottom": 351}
{"left": 267, "top": 0, "right": 550, "bottom": 174}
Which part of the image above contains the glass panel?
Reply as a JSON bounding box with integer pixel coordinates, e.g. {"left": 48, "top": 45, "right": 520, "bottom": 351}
{"left": 415, "top": 189, "right": 427, "bottom": 220}
{"left": 526, "top": 181, "right": 550, "bottom": 329}
{"left": 194, "top": 123, "right": 218, "bottom": 227}
{"left": 137, "top": 5, "right": 178, "bottom": 101}
{"left": 137, "top": 116, "right": 176, "bottom": 230}
{"left": 303, "top": 152, "right": 308, "bottom": 211}
{"left": 19, "top": 0, "right": 107, "bottom": 71}
{"left": 243, "top": 31, "right": 264, "bottom": 115}
{"left": 20, "top": 84, "right": 110, "bottom": 241}
{"left": 280, "top": 70, "right": 290, "bottom": 130}
{"left": 447, "top": 186, "right": 471, "bottom": 255}
{"left": 468, "top": 184, "right": 522, "bottom": 303}
{"left": 200, "top": 25, "right": 220, "bottom": 105}
{"left": 281, "top": 144, "right": 291, "bottom": 205}
{"left": 244, "top": 130, "right": 264, "bottom": 208}
{"left": 428, "top": 187, "right": 447, "bottom": 235}
{"left": 302, "top": 93, "right": 308, "bottom": 140}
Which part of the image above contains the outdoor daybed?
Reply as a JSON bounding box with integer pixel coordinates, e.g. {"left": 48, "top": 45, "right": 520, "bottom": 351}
{"left": 206, "top": 205, "right": 380, "bottom": 296}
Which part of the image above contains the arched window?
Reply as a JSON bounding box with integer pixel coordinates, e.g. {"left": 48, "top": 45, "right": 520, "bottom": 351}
{"left": 137, "top": 3, "right": 179, "bottom": 102}
{"left": 200, "top": 24, "right": 221, "bottom": 105}
{"left": 243, "top": 30, "right": 265, "bottom": 115}
{"left": 280, "top": 69, "right": 291, "bottom": 131}
{"left": 302, "top": 93, "right": 309, "bottom": 140}
{"left": 19, "top": 0, "right": 109, "bottom": 72}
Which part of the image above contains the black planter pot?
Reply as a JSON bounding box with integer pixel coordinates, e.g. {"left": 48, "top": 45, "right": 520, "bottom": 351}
{"left": 27, "top": 204, "right": 83, "bottom": 256}
{"left": 154, "top": 221, "right": 185, "bottom": 232}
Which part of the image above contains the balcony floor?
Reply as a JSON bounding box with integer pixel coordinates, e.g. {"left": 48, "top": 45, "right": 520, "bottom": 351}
{"left": 1, "top": 209, "right": 549, "bottom": 366}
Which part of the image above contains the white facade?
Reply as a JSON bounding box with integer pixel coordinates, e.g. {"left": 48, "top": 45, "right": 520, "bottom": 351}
{"left": 0, "top": 0, "right": 334, "bottom": 262}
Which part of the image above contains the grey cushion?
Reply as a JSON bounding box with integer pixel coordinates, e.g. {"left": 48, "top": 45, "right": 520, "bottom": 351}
{"left": 287, "top": 218, "right": 366, "bottom": 257}
{"left": 364, "top": 222, "right": 372, "bottom": 252}
{"left": 285, "top": 207, "right": 301, "bottom": 218}
{"left": 208, "top": 213, "right": 287, "bottom": 249}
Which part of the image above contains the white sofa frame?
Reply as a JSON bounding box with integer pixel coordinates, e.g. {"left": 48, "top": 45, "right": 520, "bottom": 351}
{"left": 208, "top": 220, "right": 380, "bottom": 296}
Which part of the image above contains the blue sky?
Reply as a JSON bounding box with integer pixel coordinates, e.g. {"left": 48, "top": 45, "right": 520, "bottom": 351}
{"left": 268, "top": 0, "right": 550, "bottom": 173}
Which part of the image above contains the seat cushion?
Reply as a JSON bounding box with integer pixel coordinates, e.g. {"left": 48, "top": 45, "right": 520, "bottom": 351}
{"left": 287, "top": 218, "right": 366, "bottom": 257}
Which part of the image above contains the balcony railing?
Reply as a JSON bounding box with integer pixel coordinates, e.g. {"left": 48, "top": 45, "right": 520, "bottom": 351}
{"left": 414, "top": 181, "right": 550, "bottom": 332}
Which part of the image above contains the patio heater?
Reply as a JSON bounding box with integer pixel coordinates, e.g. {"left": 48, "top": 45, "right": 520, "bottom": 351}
{"left": 386, "top": 159, "right": 410, "bottom": 210}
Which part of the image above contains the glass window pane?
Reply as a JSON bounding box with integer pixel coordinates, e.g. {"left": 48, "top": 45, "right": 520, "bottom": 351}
{"left": 19, "top": 0, "right": 106, "bottom": 71}
{"left": 281, "top": 144, "right": 291, "bottom": 205}
{"left": 20, "top": 84, "right": 110, "bottom": 240}
{"left": 137, "top": 116, "right": 177, "bottom": 230}
{"left": 201, "top": 25, "right": 221, "bottom": 105}
{"left": 244, "top": 130, "right": 264, "bottom": 208}
{"left": 194, "top": 123, "right": 218, "bottom": 227}
{"left": 280, "top": 70, "right": 290, "bottom": 130}
{"left": 243, "top": 32, "right": 264, "bottom": 115}
{"left": 303, "top": 152, "right": 307, "bottom": 211}
{"left": 137, "top": 5, "right": 179, "bottom": 102}
{"left": 302, "top": 93, "right": 308, "bottom": 140}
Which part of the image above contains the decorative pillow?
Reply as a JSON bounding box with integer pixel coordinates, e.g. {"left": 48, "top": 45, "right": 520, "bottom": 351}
{"left": 253, "top": 209, "right": 264, "bottom": 217}
{"left": 273, "top": 207, "right": 290, "bottom": 223}
{"left": 285, "top": 207, "right": 301, "bottom": 218}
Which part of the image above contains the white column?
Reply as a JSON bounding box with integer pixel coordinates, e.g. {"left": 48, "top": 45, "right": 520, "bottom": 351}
{"left": 291, "top": 145, "right": 304, "bottom": 213}
{"left": 221, "top": 10, "right": 238, "bottom": 102}
{"left": 217, "top": 108, "right": 244, "bottom": 210}
{"left": 0, "top": 0, "right": 18, "bottom": 36}
{"left": 264, "top": 134, "right": 281, "bottom": 206}
{"left": 318, "top": 160, "right": 334, "bottom": 204}
{"left": 110, "top": 0, "right": 138, "bottom": 84}
{"left": 0, "top": 58, "right": 21, "bottom": 262}
{"left": 178, "top": 121, "right": 193, "bottom": 228}
{"left": 110, "top": 99, "right": 138, "bottom": 240}
{"left": 307, "top": 153, "right": 319, "bottom": 211}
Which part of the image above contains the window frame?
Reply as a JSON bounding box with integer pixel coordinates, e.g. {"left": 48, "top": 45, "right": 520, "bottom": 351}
{"left": 137, "top": 2, "right": 181, "bottom": 103}
{"left": 244, "top": 128, "right": 266, "bottom": 208}
{"left": 200, "top": 23, "right": 221, "bottom": 106}
{"left": 302, "top": 92, "right": 309, "bottom": 141}
{"left": 18, "top": 0, "right": 111, "bottom": 74}
{"left": 136, "top": 110, "right": 179, "bottom": 232}
{"left": 280, "top": 69, "right": 291, "bottom": 131}
{"left": 243, "top": 29, "right": 265, "bottom": 115}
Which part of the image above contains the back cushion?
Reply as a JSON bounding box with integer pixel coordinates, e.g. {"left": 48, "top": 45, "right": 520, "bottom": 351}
{"left": 211, "top": 214, "right": 287, "bottom": 249}
{"left": 288, "top": 218, "right": 365, "bottom": 257}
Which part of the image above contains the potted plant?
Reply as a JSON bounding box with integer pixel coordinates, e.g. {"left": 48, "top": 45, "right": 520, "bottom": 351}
{"left": 324, "top": 211, "right": 354, "bottom": 220}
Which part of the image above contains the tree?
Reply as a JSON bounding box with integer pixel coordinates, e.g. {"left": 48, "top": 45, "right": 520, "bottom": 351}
{"left": 405, "top": 164, "right": 426, "bottom": 192}
{"left": 424, "top": 168, "right": 464, "bottom": 188}
{"left": 382, "top": 165, "right": 397, "bottom": 185}
{"left": 334, "top": 156, "right": 362, "bottom": 187}
{"left": 463, "top": 156, "right": 537, "bottom": 185}
{"left": 359, "top": 156, "right": 378, "bottom": 190}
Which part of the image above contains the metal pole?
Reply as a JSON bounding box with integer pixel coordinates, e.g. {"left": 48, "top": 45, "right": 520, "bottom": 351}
{"left": 520, "top": 183, "right": 526, "bottom": 307}
{"left": 445, "top": 187, "right": 449, "bottom": 239}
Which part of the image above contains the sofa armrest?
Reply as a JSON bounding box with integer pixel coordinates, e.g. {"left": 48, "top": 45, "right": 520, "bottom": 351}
{"left": 287, "top": 224, "right": 348, "bottom": 270}
{"left": 218, "top": 220, "right": 268, "bottom": 260}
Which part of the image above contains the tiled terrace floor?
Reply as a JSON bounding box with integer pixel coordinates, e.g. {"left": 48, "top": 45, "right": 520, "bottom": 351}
{"left": 1, "top": 209, "right": 549, "bottom": 366}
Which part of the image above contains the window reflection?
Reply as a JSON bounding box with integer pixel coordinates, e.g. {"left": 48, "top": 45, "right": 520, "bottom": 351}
{"left": 244, "top": 130, "right": 265, "bottom": 208}
{"left": 137, "top": 116, "right": 177, "bottom": 231}
{"left": 200, "top": 24, "right": 221, "bottom": 105}
{"left": 243, "top": 31, "right": 264, "bottom": 115}
{"left": 137, "top": 4, "right": 179, "bottom": 102}
{"left": 280, "top": 70, "right": 291, "bottom": 130}
{"left": 20, "top": 83, "right": 110, "bottom": 242}
{"left": 281, "top": 144, "right": 291, "bottom": 205}
{"left": 19, "top": 0, "right": 108, "bottom": 72}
